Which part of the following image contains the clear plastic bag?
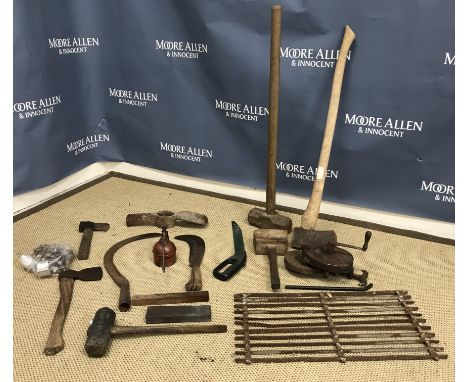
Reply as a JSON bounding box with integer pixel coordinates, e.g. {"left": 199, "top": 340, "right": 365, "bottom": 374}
{"left": 19, "top": 244, "right": 76, "bottom": 277}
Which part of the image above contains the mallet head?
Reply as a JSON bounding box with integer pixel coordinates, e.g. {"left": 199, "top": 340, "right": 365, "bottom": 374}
{"left": 85, "top": 307, "right": 116, "bottom": 357}
{"left": 253, "top": 229, "right": 288, "bottom": 256}
{"left": 248, "top": 207, "right": 292, "bottom": 233}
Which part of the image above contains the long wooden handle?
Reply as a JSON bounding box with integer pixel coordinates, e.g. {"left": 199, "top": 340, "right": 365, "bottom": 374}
{"left": 185, "top": 265, "right": 203, "bottom": 291}
{"left": 44, "top": 277, "right": 75, "bottom": 355}
{"left": 112, "top": 324, "right": 227, "bottom": 336}
{"left": 266, "top": 5, "right": 282, "bottom": 214}
{"left": 301, "top": 26, "right": 355, "bottom": 230}
{"left": 132, "top": 291, "right": 210, "bottom": 306}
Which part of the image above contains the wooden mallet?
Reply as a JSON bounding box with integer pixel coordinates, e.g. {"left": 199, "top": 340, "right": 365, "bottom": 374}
{"left": 253, "top": 229, "right": 288, "bottom": 290}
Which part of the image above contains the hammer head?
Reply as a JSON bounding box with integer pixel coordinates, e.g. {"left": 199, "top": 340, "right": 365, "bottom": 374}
{"left": 253, "top": 229, "right": 288, "bottom": 256}
{"left": 59, "top": 267, "right": 103, "bottom": 281}
{"left": 248, "top": 208, "right": 292, "bottom": 232}
{"left": 79, "top": 221, "right": 110, "bottom": 233}
{"left": 291, "top": 227, "right": 337, "bottom": 249}
{"left": 85, "top": 307, "right": 116, "bottom": 357}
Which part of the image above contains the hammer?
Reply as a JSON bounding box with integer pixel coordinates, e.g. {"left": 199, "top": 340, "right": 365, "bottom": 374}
{"left": 253, "top": 229, "right": 288, "bottom": 290}
{"left": 248, "top": 5, "right": 292, "bottom": 233}
{"left": 291, "top": 26, "right": 355, "bottom": 250}
{"left": 77, "top": 221, "right": 110, "bottom": 260}
{"left": 44, "top": 267, "right": 103, "bottom": 355}
{"left": 85, "top": 307, "right": 227, "bottom": 357}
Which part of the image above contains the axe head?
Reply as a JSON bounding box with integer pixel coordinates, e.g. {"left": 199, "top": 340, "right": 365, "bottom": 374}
{"left": 59, "top": 267, "right": 103, "bottom": 281}
{"left": 291, "top": 228, "right": 337, "bottom": 250}
{"left": 79, "top": 221, "right": 110, "bottom": 232}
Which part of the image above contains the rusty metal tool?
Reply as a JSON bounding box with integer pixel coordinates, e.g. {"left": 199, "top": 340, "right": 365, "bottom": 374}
{"left": 132, "top": 291, "right": 209, "bottom": 306}
{"left": 77, "top": 221, "right": 110, "bottom": 260}
{"left": 248, "top": 5, "right": 292, "bottom": 233}
{"left": 285, "top": 231, "right": 372, "bottom": 286}
{"left": 126, "top": 210, "right": 208, "bottom": 229}
{"left": 145, "top": 305, "right": 211, "bottom": 324}
{"left": 174, "top": 235, "right": 205, "bottom": 291}
{"left": 44, "top": 267, "right": 103, "bottom": 355}
{"left": 85, "top": 307, "right": 227, "bottom": 357}
{"left": 104, "top": 232, "right": 161, "bottom": 312}
{"left": 285, "top": 283, "right": 373, "bottom": 291}
{"left": 233, "top": 291, "right": 447, "bottom": 364}
{"left": 213, "top": 221, "right": 246, "bottom": 281}
{"left": 253, "top": 229, "right": 288, "bottom": 290}
{"left": 291, "top": 25, "right": 356, "bottom": 250}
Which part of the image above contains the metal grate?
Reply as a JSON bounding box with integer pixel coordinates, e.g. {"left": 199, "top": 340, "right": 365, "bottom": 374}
{"left": 234, "top": 290, "right": 447, "bottom": 364}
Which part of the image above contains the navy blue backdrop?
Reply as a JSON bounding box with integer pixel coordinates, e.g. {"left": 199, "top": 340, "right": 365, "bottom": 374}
{"left": 13, "top": 0, "right": 455, "bottom": 222}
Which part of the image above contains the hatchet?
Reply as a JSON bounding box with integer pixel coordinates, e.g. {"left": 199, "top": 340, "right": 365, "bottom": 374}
{"left": 44, "top": 267, "right": 103, "bottom": 355}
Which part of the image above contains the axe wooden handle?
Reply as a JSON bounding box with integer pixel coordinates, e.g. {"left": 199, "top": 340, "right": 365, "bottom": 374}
{"left": 185, "top": 265, "right": 203, "bottom": 291}
{"left": 44, "top": 277, "right": 75, "bottom": 355}
{"left": 301, "top": 26, "right": 355, "bottom": 230}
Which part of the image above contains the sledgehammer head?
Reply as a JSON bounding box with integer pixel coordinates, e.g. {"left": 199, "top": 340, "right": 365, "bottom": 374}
{"left": 248, "top": 208, "right": 292, "bottom": 232}
{"left": 85, "top": 307, "right": 116, "bottom": 358}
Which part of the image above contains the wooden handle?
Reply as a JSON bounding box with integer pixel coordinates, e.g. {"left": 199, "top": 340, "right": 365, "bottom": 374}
{"left": 301, "top": 26, "right": 355, "bottom": 230}
{"left": 44, "top": 277, "right": 75, "bottom": 355}
{"left": 132, "top": 291, "right": 209, "bottom": 306}
{"left": 267, "top": 250, "right": 281, "bottom": 290}
{"left": 266, "top": 5, "right": 282, "bottom": 214}
{"left": 185, "top": 265, "right": 203, "bottom": 291}
{"left": 77, "top": 228, "right": 93, "bottom": 260}
{"left": 112, "top": 324, "right": 227, "bottom": 336}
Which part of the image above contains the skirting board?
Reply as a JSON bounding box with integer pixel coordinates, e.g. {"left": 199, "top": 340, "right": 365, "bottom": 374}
{"left": 13, "top": 162, "right": 455, "bottom": 244}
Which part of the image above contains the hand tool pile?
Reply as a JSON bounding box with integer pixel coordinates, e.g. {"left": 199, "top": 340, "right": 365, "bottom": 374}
{"left": 18, "top": 4, "right": 447, "bottom": 367}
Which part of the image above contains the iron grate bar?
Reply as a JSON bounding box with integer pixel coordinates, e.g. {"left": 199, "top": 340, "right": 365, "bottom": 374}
{"left": 234, "top": 291, "right": 447, "bottom": 364}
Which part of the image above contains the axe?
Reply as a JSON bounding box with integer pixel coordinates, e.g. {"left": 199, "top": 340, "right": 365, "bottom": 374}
{"left": 291, "top": 26, "right": 356, "bottom": 250}
{"left": 44, "top": 267, "right": 103, "bottom": 355}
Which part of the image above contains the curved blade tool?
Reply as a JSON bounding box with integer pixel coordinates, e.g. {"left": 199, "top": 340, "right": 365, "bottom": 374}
{"left": 213, "top": 221, "right": 247, "bottom": 281}
{"left": 174, "top": 235, "right": 205, "bottom": 291}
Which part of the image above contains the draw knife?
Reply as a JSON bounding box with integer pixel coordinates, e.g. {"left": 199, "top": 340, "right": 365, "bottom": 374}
{"left": 213, "top": 221, "right": 247, "bottom": 281}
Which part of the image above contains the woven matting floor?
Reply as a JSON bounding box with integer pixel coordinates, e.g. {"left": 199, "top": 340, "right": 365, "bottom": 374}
{"left": 13, "top": 177, "right": 454, "bottom": 382}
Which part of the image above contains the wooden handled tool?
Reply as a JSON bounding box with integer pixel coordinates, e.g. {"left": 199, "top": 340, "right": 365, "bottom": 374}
{"left": 85, "top": 307, "right": 227, "bottom": 357}
{"left": 301, "top": 26, "right": 355, "bottom": 230}
{"left": 174, "top": 235, "right": 205, "bottom": 291}
{"left": 248, "top": 4, "right": 292, "bottom": 232}
{"left": 44, "top": 267, "right": 103, "bottom": 355}
{"left": 253, "top": 229, "right": 288, "bottom": 290}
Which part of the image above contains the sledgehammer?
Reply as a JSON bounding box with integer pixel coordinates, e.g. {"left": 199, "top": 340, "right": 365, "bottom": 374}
{"left": 85, "top": 307, "right": 227, "bottom": 357}
{"left": 248, "top": 5, "right": 292, "bottom": 233}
